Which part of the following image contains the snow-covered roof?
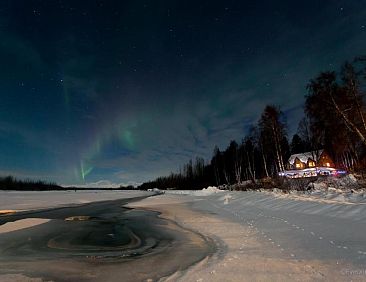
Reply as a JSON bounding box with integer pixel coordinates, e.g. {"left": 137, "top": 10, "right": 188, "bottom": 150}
{"left": 288, "top": 150, "right": 324, "bottom": 165}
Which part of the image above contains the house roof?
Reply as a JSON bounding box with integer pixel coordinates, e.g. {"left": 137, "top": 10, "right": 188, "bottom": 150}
{"left": 288, "top": 150, "right": 324, "bottom": 165}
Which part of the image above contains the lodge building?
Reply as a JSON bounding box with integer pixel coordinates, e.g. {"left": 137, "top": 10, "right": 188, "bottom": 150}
{"left": 287, "top": 150, "right": 334, "bottom": 170}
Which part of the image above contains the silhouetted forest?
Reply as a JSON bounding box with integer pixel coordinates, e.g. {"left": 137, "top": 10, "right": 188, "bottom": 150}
{"left": 0, "top": 176, "right": 138, "bottom": 191}
{"left": 140, "top": 56, "right": 366, "bottom": 190}
{"left": 0, "top": 176, "right": 62, "bottom": 190}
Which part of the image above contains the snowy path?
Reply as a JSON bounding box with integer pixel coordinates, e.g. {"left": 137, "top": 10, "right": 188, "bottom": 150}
{"left": 187, "top": 191, "right": 366, "bottom": 269}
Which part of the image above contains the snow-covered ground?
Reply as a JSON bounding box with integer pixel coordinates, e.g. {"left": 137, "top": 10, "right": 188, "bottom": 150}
{"left": 0, "top": 218, "right": 50, "bottom": 234}
{"left": 268, "top": 188, "right": 366, "bottom": 205}
{"left": 270, "top": 174, "right": 366, "bottom": 204}
{"left": 132, "top": 190, "right": 366, "bottom": 281}
{"left": 0, "top": 190, "right": 151, "bottom": 212}
{"left": 1, "top": 187, "right": 366, "bottom": 280}
{"left": 183, "top": 190, "right": 366, "bottom": 269}
{"left": 156, "top": 183, "right": 366, "bottom": 279}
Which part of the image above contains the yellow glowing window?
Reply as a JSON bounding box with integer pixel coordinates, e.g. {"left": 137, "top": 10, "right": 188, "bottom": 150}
{"left": 309, "top": 161, "right": 315, "bottom": 167}
{"left": 326, "top": 162, "right": 330, "bottom": 167}
{"left": 296, "top": 163, "right": 301, "bottom": 168}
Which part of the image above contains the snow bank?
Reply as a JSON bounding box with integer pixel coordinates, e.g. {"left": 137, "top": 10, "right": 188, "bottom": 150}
{"left": 200, "top": 186, "right": 223, "bottom": 195}
{"left": 345, "top": 174, "right": 358, "bottom": 183}
{"left": 147, "top": 188, "right": 165, "bottom": 194}
{"left": 310, "top": 182, "right": 328, "bottom": 190}
{"left": 268, "top": 174, "right": 366, "bottom": 204}
{"left": 313, "top": 174, "right": 359, "bottom": 189}
{"left": 166, "top": 186, "right": 223, "bottom": 196}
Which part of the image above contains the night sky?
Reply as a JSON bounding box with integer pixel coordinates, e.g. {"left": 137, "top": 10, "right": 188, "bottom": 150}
{"left": 1, "top": 1, "right": 365, "bottom": 186}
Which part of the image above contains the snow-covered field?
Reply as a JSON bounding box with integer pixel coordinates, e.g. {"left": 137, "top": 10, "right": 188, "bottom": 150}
{"left": 185, "top": 189, "right": 366, "bottom": 268}
{"left": 132, "top": 190, "right": 366, "bottom": 281}
{"left": 124, "top": 182, "right": 366, "bottom": 280}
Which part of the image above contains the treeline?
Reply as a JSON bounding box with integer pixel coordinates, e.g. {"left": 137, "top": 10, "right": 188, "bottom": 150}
{"left": 0, "top": 176, "right": 62, "bottom": 191}
{"left": 139, "top": 56, "right": 366, "bottom": 190}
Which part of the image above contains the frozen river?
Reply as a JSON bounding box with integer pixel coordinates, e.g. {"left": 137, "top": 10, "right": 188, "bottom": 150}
{"left": 1, "top": 189, "right": 366, "bottom": 280}
{"left": 0, "top": 191, "right": 213, "bottom": 281}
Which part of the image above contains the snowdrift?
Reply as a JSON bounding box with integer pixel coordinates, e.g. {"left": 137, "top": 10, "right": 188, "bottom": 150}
{"left": 270, "top": 174, "right": 366, "bottom": 204}
{"left": 166, "top": 186, "right": 224, "bottom": 196}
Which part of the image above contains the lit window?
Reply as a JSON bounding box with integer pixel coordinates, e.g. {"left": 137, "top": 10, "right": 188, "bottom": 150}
{"left": 296, "top": 163, "right": 301, "bottom": 168}
{"left": 326, "top": 162, "right": 330, "bottom": 167}
{"left": 309, "top": 161, "right": 315, "bottom": 167}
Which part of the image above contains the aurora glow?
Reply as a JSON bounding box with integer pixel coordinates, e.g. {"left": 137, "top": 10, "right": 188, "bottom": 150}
{"left": 0, "top": 1, "right": 366, "bottom": 186}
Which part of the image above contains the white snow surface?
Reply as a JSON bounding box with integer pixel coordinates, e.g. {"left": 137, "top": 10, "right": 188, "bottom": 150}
{"left": 181, "top": 190, "right": 366, "bottom": 268}
{"left": 2, "top": 187, "right": 366, "bottom": 275}
{"left": 0, "top": 218, "right": 50, "bottom": 234}
{"left": 166, "top": 177, "right": 366, "bottom": 204}
{"left": 0, "top": 190, "right": 151, "bottom": 212}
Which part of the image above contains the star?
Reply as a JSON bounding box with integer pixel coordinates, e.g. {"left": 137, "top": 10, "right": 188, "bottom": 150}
{"left": 32, "top": 9, "right": 41, "bottom": 16}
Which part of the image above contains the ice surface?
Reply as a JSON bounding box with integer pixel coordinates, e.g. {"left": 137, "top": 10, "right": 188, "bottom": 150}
{"left": 0, "top": 190, "right": 151, "bottom": 212}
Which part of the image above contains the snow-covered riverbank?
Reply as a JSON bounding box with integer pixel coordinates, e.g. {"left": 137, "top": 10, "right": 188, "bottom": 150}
{"left": 130, "top": 192, "right": 366, "bottom": 281}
